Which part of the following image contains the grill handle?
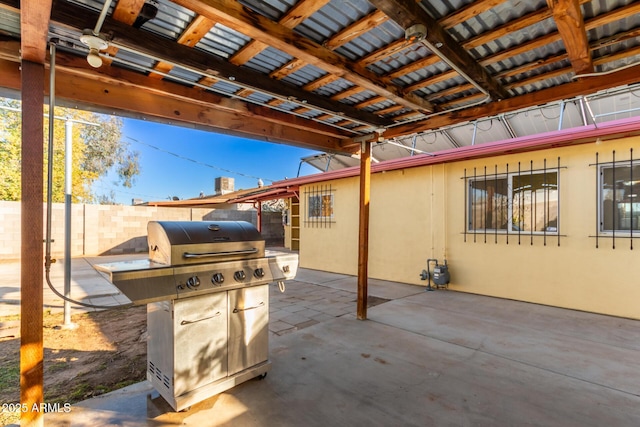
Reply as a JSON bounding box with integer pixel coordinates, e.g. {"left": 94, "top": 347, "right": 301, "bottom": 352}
{"left": 180, "top": 311, "right": 222, "bottom": 325}
{"left": 233, "top": 301, "right": 265, "bottom": 313}
{"left": 183, "top": 248, "right": 259, "bottom": 259}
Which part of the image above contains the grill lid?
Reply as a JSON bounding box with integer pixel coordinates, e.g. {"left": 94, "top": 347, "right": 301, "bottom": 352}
{"left": 148, "top": 221, "right": 265, "bottom": 265}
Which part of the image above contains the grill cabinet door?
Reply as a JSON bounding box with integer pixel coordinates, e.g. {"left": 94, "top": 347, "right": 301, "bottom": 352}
{"left": 228, "top": 285, "right": 269, "bottom": 375}
{"left": 173, "top": 292, "right": 228, "bottom": 395}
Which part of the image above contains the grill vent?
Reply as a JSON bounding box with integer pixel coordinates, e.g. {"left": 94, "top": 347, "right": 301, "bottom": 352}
{"left": 148, "top": 361, "right": 171, "bottom": 390}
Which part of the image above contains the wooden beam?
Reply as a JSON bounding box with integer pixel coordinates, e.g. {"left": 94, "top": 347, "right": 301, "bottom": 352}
{"left": 278, "top": 0, "right": 330, "bottom": 28}
{"left": 0, "top": 55, "right": 357, "bottom": 154}
{"left": 547, "top": 0, "right": 593, "bottom": 75}
{"left": 369, "top": 0, "right": 509, "bottom": 101}
{"left": 437, "top": 0, "right": 509, "bottom": 28}
{"left": 357, "top": 139, "right": 372, "bottom": 320}
{"left": 20, "top": 59, "right": 45, "bottom": 426}
{"left": 402, "top": 69, "right": 459, "bottom": 95}
{"left": 331, "top": 85, "right": 365, "bottom": 101}
{"left": 172, "top": 0, "right": 435, "bottom": 113}
{"left": 355, "top": 95, "right": 386, "bottom": 110}
{"left": 20, "top": 0, "right": 52, "bottom": 63}
{"left": 359, "top": 39, "right": 413, "bottom": 67}
{"left": 150, "top": 15, "right": 216, "bottom": 79}
{"left": 303, "top": 74, "right": 341, "bottom": 92}
{"left": 323, "top": 10, "right": 388, "bottom": 51}
{"left": 2, "top": 39, "right": 355, "bottom": 141}
{"left": 462, "top": 7, "right": 553, "bottom": 50}
{"left": 385, "top": 55, "right": 441, "bottom": 81}
{"left": 375, "top": 104, "right": 404, "bottom": 116}
{"left": 49, "top": 71, "right": 348, "bottom": 151}
{"left": 112, "top": 0, "right": 145, "bottom": 26}
{"left": 269, "top": 58, "right": 306, "bottom": 80}
{"left": 48, "top": 0, "right": 391, "bottom": 128}
{"left": 230, "top": 0, "right": 329, "bottom": 65}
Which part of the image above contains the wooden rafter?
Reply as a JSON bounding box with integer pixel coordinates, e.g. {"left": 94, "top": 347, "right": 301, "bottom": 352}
{"left": 462, "top": 7, "right": 553, "bottom": 50}
{"left": 369, "top": 0, "right": 509, "bottom": 101}
{"left": 437, "top": 0, "right": 509, "bottom": 28}
{"left": 323, "top": 10, "right": 388, "bottom": 51}
{"left": 358, "top": 39, "right": 412, "bottom": 67}
{"left": 385, "top": 55, "right": 442, "bottom": 81}
{"left": 229, "top": 0, "right": 329, "bottom": 66}
{"left": 2, "top": 0, "right": 640, "bottom": 150}
{"left": 150, "top": 14, "right": 216, "bottom": 79}
{"left": 546, "top": 0, "right": 593, "bottom": 75}
{"left": 172, "top": 0, "right": 435, "bottom": 113}
{"left": 112, "top": 0, "right": 145, "bottom": 26}
{"left": 271, "top": 9, "right": 388, "bottom": 82}
{"left": 48, "top": 0, "right": 389, "bottom": 128}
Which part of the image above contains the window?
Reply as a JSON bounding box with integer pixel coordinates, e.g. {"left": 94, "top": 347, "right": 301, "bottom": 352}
{"left": 468, "top": 171, "right": 558, "bottom": 233}
{"left": 308, "top": 194, "right": 333, "bottom": 219}
{"left": 305, "top": 185, "right": 334, "bottom": 227}
{"left": 599, "top": 163, "right": 640, "bottom": 233}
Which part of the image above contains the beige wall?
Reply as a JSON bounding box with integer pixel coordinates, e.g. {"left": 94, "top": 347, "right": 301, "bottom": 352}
{"left": 295, "top": 136, "right": 640, "bottom": 319}
{"left": 0, "top": 202, "right": 283, "bottom": 261}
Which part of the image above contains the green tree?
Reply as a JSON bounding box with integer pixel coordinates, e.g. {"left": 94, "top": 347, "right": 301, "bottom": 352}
{"left": 0, "top": 98, "right": 140, "bottom": 203}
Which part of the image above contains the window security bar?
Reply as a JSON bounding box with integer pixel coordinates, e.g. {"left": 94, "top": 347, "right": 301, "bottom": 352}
{"left": 593, "top": 149, "right": 637, "bottom": 250}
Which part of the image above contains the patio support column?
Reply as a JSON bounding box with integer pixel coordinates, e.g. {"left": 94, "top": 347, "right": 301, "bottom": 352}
{"left": 20, "top": 59, "right": 45, "bottom": 426}
{"left": 255, "top": 201, "right": 262, "bottom": 232}
{"left": 357, "top": 139, "right": 372, "bottom": 320}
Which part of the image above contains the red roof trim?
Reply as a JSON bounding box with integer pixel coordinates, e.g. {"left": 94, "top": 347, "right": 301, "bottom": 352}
{"left": 272, "top": 116, "right": 640, "bottom": 188}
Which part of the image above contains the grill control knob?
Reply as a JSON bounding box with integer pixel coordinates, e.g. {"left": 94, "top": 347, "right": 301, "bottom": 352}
{"left": 253, "top": 267, "right": 265, "bottom": 278}
{"left": 211, "top": 273, "right": 224, "bottom": 285}
{"left": 185, "top": 276, "right": 200, "bottom": 289}
{"left": 234, "top": 270, "right": 246, "bottom": 282}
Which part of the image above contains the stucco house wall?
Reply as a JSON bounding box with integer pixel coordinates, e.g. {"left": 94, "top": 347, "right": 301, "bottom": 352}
{"left": 294, "top": 135, "right": 640, "bottom": 320}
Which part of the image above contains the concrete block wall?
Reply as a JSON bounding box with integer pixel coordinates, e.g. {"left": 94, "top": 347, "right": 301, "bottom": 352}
{"left": 0, "top": 201, "right": 284, "bottom": 261}
{"left": 261, "top": 211, "right": 285, "bottom": 245}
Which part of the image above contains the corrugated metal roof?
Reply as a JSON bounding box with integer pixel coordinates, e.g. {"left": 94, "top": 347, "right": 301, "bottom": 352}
{"left": 0, "top": 7, "right": 19, "bottom": 37}
{"left": 197, "top": 24, "right": 249, "bottom": 59}
{"left": 3, "top": 0, "right": 640, "bottom": 164}
{"left": 142, "top": 1, "right": 193, "bottom": 39}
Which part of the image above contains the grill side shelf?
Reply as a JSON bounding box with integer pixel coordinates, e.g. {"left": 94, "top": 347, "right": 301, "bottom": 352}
{"left": 94, "top": 260, "right": 177, "bottom": 305}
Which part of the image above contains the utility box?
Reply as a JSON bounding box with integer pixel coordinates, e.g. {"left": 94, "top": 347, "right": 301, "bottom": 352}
{"left": 432, "top": 264, "right": 450, "bottom": 287}
{"left": 420, "top": 259, "right": 450, "bottom": 291}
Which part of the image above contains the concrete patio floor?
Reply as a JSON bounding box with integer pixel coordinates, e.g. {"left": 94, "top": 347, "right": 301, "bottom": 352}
{"left": 2, "top": 257, "right": 640, "bottom": 426}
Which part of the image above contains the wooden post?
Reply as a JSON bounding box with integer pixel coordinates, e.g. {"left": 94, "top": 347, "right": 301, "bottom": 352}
{"left": 255, "top": 201, "right": 262, "bottom": 232}
{"left": 357, "top": 140, "right": 371, "bottom": 320}
{"left": 20, "top": 60, "right": 45, "bottom": 426}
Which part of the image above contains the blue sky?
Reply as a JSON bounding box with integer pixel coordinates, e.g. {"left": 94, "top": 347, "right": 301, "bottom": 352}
{"left": 96, "top": 118, "right": 323, "bottom": 204}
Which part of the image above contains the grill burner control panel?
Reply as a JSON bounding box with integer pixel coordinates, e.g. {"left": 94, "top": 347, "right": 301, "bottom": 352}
{"left": 95, "top": 251, "right": 298, "bottom": 305}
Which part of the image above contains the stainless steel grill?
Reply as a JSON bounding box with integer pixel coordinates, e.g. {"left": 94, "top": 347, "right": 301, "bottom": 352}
{"left": 95, "top": 220, "right": 298, "bottom": 411}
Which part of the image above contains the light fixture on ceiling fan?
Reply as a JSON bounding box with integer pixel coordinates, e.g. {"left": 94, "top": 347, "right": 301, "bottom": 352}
{"left": 79, "top": 29, "right": 109, "bottom": 68}
{"left": 78, "top": 0, "right": 158, "bottom": 68}
{"left": 78, "top": 0, "right": 113, "bottom": 68}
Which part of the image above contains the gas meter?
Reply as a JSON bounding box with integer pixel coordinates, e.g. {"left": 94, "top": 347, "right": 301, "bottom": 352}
{"left": 420, "top": 259, "right": 450, "bottom": 291}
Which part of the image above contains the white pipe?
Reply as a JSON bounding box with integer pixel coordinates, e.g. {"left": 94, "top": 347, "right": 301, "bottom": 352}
{"left": 583, "top": 95, "right": 599, "bottom": 129}
{"left": 385, "top": 139, "right": 434, "bottom": 156}
{"left": 557, "top": 100, "right": 565, "bottom": 131}
{"left": 420, "top": 38, "right": 490, "bottom": 100}
{"left": 93, "top": 0, "right": 114, "bottom": 35}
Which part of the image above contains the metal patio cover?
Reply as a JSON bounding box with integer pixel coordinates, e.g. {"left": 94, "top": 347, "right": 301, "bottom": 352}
{"left": 1, "top": 0, "right": 640, "bottom": 154}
